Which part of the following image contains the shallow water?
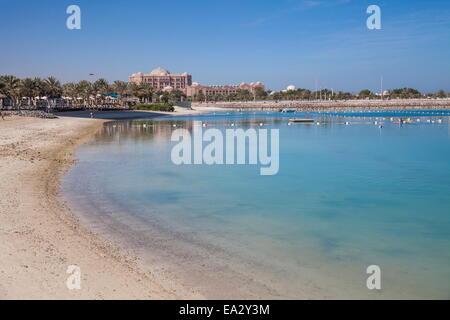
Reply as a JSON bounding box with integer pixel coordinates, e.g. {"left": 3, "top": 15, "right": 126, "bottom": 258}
{"left": 63, "top": 110, "right": 450, "bottom": 299}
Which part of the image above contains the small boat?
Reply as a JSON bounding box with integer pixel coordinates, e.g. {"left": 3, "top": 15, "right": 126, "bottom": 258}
{"left": 281, "top": 109, "right": 296, "bottom": 113}
{"left": 289, "top": 118, "right": 315, "bottom": 123}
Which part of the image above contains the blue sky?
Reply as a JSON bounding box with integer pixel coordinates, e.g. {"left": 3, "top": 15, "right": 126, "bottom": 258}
{"left": 1, "top": 0, "right": 449, "bottom": 92}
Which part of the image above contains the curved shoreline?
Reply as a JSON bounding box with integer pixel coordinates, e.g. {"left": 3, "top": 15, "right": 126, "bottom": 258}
{"left": 60, "top": 111, "right": 450, "bottom": 300}
{"left": 61, "top": 115, "right": 294, "bottom": 299}
{"left": 0, "top": 115, "right": 201, "bottom": 299}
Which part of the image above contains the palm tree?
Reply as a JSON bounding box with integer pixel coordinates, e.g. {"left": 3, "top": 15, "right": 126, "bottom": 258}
{"left": 158, "top": 91, "right": 170, "bottom": 103}
{"left": 63, "top": 82, "right": 78, "bottom": 107}
{"left": 0, "top": 75, "right": 21, "bottom": 107}
{"left": 169, "top": 89, "right": 186, "bottom": 102}
{"left": 43, "top": 77, "right": 63, "bottom": 107}
{"left": 32, "top": 78, "right": 46, "bottom": 106}
{"left": 236, "top": 89, "right": 252, "bottom": 101}
{"left": 127, "top": 83, "right": 146, "bottom": 103}
{"left": 140, "top": 83, "right": 154, "bottom": 103}
{"left": 20, "top": 78, "right": 39, "bottom": 107}
{"left": 112, "top": 80, "right": 128, "bottom": 95}
{"left": 112, "top": 81, "right": 128, "bottom": 106}
{"left": 75, "top": 80, "right": 93, "bottom": 107}
{"left": 93, "top": 78, "right": 110, "bottom": 106}
{"left": 254, "top": 87, "right": 267, "bottom": 101}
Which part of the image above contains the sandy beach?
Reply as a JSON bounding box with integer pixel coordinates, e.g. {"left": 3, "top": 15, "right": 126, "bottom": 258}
{"left": 0, "top": 113, "right": 204, "bottom": 299}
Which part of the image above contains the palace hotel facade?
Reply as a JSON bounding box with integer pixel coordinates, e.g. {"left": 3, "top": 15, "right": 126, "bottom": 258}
{"left": 129, "top": 67, "right": 265, "bottom": 97}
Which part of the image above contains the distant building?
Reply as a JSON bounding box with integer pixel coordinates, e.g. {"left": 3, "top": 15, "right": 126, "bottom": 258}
{"left": 186, "top": 82, "right": 265, "bottom": 97}
{"left": 128, "top": 67, "right": 192, "bottom": 91}
{"left": 282, "top": 85, "right": 296, "bottom": 92}
{"left": 128, "top": 67, "right": 265, "bottom": 98}
{"left": 286, "top": 85, "right": 296, "bottom": 91}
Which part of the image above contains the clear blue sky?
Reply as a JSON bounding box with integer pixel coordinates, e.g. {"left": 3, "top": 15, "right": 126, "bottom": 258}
{"left": 1, "top": 0, "right": 449, "bottom": 92}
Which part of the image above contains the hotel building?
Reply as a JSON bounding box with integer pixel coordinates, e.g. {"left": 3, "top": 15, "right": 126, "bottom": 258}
{"left": 128, "top": 67, "right": 265, "bottom": 97}
{"left": 185, "top": 82, "right": 265, "bottom": 97}
{"left": 128, "top": 67, "right": 192, "bottom": 91}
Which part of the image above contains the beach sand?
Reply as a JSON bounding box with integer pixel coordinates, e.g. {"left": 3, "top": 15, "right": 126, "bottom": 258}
{"left": 0, "top": 114, "right": 203, "bottom": 299}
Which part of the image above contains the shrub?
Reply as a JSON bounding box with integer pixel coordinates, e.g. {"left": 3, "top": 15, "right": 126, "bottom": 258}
{"left": 131, "top": 103, "right": 175, "bottom": 112}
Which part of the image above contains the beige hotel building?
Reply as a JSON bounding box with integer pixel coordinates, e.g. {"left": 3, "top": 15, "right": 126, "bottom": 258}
{"left": 129, "top": 67, "right": 265, "bottom": 97}
{"left": 128, "top": 67, "right": 192, "bottom": 91}
{"left": 185, "top": 82, "right": 265, "bottom": 97}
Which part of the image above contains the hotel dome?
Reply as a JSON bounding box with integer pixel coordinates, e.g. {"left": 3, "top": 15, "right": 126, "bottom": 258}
{"left": 150, "top": 67, "right": 171, "bottom": 76}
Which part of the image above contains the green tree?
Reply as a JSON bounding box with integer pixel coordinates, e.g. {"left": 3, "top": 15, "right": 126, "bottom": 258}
{"left": 140, "top": 83, "right": 155, "bottom": 103}
{"left": 33, "top": 78, "right": 46, "bottom": 98}
{"left": 20, "top": 78, "right": 39, "bottom": 106}
{"left": 112, "top": 80, "right": 128, "bottom": 105}
{"left": 435, "top": 90, "right": 446, "bottom": 98}
{"left": 236, "top": 89, "right": 252, "bottom": 101}
{"left": 0, "top": 75, "right": 21, "bottom": 107}
{"left": 195, "top": 90, "right": 205, "bottom": 102}
{"left": 156, "top": 90, "right": 170, "bottom": 103}
{"left": 169, "top": 89, "right": 186, "bottom": 102}
{"left": 254, "top": 87, "right": 267, "bottom": 100}
{"left": 388, "top": 88, "right": 421, "bottom": 99}
{"left": 336, "top": 91, "right": 353, "bottom": 100}
{"left": 358, "top": 89, "right": 373, "bottom": 99}
{"left": 43, "top": 77, "right": 63, "bottom": 106}
{"left": 93, "top": 78, "right": 110, "bottom": 105}
{"left": 75, "top": 80, "right": 93, "bottom": 107}
{"left": 112, "top": 80, "right": 128, "bottom": 95}
{"left": 127, "top": 83, "right": 150, "bottom": 103}
{"left": 63, "top": 82, "right": 78, "bottom": 106}
{"left": 271, "top": 92, "right": 283, "bottom": 101}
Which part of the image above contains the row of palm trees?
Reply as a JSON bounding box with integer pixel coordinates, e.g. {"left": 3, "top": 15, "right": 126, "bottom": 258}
{"left": 2, "top": 75, "right": 448, "bottom": 108}
{"left": 0, "top": 75, "right": 63, "bottom": 107}
{"left": 0, "top": 75, "right": 187, "bottom": 109}
{"left": 266, "top": 88, "right": 449, "bottom": 101}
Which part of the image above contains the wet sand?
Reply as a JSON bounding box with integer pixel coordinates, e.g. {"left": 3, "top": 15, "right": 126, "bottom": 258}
{"left": 0, "top": 115, "right": 203, "bottom": 299}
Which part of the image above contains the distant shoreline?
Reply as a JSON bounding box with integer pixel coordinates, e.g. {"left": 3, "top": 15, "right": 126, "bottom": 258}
{"left": 193, "top": 98, "right": 450, "bottom": 110}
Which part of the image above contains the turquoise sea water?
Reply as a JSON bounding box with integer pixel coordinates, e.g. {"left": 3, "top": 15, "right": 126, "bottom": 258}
{"left": 63, "top": 110, "right": 450, "bottom": 299}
